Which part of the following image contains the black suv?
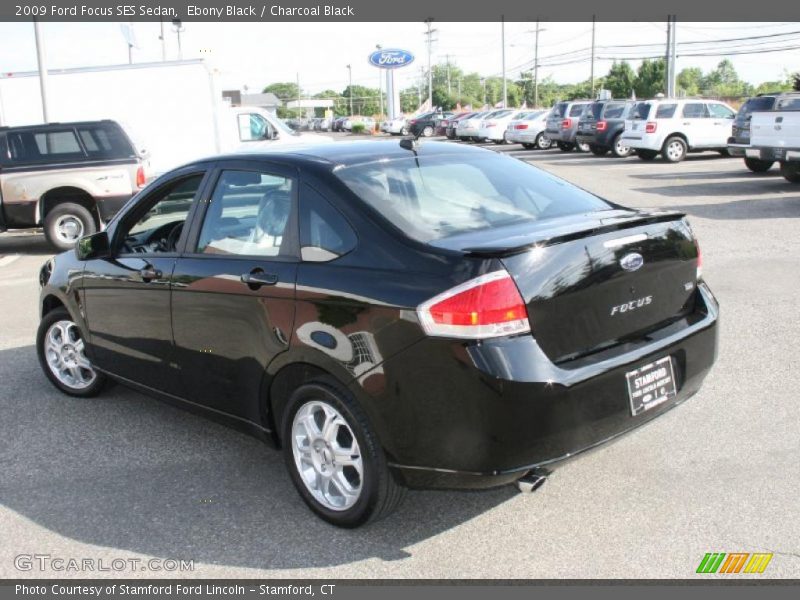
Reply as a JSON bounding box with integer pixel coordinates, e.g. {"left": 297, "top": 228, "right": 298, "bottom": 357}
{"left": 0, "top": 120, "right": 145, "bottom": 250}
{"left": 576, "top": 99, "right": 637, "bottom": 157}
{"left": 727, "top": 92, "right": 799, "bottom": 172}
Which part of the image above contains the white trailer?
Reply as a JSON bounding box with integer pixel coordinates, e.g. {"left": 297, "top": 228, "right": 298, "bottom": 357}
{"left": 0, "top": 59, "right": 327, "bottom": 175}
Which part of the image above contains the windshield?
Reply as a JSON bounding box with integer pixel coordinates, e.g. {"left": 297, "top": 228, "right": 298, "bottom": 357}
{"left": 334, "top": 152, "right": 611, "bottom": 243}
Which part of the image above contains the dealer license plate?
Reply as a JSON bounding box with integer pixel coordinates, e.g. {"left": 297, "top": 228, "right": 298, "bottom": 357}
{"left": 625, "top": 356, "right": 677, "bottom": 416}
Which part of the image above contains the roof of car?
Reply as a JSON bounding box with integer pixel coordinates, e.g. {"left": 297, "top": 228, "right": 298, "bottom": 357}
{"left": 214, "top": 140, "right": 492, "bottom": 168}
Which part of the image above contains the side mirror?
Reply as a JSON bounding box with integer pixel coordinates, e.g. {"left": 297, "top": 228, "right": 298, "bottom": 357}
{"left": 75, "top": 231, "right": 110, "bottom": 261}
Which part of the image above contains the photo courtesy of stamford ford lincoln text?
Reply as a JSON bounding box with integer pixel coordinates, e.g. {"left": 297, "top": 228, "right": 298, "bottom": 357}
{"left": 0, "top": 0, "right": 798, "bottom": 597}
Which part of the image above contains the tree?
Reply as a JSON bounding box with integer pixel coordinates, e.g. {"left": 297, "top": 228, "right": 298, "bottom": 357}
{"left": 263, "top": 82, "right": 300, "bottom": 103}
{"left": 677, "top": 67, "right": 703, "bottom": 96}
{"left": 634, "top": 59, "right": 666, "bottom": 98}
{"left": 701, "top": 59, "right": 753, "bottom": 97}
{"left": 341, "top": 85, "right": 380, "bottom": 116}
{"left": 605, "top": 61, "right": 636, "bottom": 98}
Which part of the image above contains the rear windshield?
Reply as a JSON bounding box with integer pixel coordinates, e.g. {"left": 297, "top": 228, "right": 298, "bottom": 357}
{"left": 524, "top": 111, "right": 545, "bottom": 120}
{"left": 587, "top": 103, "right": 604, "bottom": 119}
{"left": 740, "top": 96, "right": 776, "bottom": 116}
{"left": 569, "top": 104, "right": 586, "bottom": 117}
{"left": 334, "top": 152, "right": 611, "bottom": 243}
{"left": 551, "top": 102, "right": 569, "bottom": 118}
{"left": 631, "top": 103, "right": 652, "bottom": 119}
{"left": 603, "top": 102, "right": 626, "bottom": 119}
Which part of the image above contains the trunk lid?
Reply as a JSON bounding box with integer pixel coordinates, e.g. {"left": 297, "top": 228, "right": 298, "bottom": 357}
{"left": 436, "top": 210, "right": 699, "bottom": 363}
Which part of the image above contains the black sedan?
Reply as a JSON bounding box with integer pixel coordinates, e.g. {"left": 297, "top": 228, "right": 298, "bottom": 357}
{"left": 37, "top": 141, "right": 718, "bottom": 527}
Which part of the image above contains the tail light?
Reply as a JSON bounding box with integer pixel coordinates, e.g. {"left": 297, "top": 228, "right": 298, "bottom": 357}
{"left": 409, "top": 119, "right": 417, "bottom": 125}
{"left": 417, "top": 271, "right": 530, "bottom": 339}
{"left": 645, "top": 121, "right": 657, "bottom": 134}
{"left": 135, "top": 166, "right": 146, "bottom": 188}
{"left": 596, "top": 120, "right": 608, "bottom": 132}
{"left": 562, "top": 118, "right": 572, "bottom": 129}
{"left": 515, "top": 123, "right": 529, "bottom": 130}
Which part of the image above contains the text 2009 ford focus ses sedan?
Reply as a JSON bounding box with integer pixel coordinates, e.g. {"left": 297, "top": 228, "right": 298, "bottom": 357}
{"left": 37, "top": 141, "right": 718, "bottom": 527}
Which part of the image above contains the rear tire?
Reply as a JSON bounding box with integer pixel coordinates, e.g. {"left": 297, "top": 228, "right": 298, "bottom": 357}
{"left": 37, "top": 307, "right": 106, "bottom": 398}
{"left": 780, "top": 161, "right": 800, "bottom": 183}
{"left": 662, "top": 136, "right": 687, "bottom": 163}
{"left": 576, "top": 141, "right": 591, "bottom": 153}
{"left": 589, "top": 145, "right": 608, "bottom": 156}
{"left": 744, "top": 157, "right": 774, "bottom": 173}
{"left": 611, "top": 134, "right": 633, "bottom": 158}
{"left": 43, "top": 202, "right": 96, "bottom": 251}
{"left": 521, "top": 143, "right": 534, "bottom": 150}
{"left": 557, "top": 142, "right": 575, "bottom": 152}
{"left": 281, "top": 378, "right": 406, "bottom": 528}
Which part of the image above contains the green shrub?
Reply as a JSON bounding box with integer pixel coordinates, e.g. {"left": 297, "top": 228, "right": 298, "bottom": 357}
{"left": 351, "top": 123, "right": 366, "bottom": 134}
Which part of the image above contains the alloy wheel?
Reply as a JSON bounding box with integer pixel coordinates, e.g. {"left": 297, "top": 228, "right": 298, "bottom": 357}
{"left": 44, "top": 320, "right": 97, "bottom": 390}
{"left": 291, "top": 400, "right": 364, "bottom": 511}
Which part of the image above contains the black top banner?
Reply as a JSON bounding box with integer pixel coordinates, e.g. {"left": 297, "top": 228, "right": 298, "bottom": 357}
{"left": 3, "top": 0, "right": 800, "bottom": 22}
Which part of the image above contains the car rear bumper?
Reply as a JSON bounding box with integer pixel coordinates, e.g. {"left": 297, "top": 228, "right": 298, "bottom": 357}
{"left": 366, "top": 283, "right": 719, "bottom": 490}
{"left": 622, "top": 134, "right": 661, "bottom": 151}
{"left": 746, "top": 146, "right": 800, "bottom": 162}
{"left": 506, "top": 131, "right": 539, "bottom": 143}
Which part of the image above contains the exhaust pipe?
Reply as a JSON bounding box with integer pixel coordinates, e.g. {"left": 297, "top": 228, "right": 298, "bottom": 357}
{"left": 516, "top": 468, "right": 550, "bottom": 494}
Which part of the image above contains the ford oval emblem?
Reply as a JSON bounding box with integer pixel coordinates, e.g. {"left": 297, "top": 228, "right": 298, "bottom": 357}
{"left": 368, "top": 48, "right": 415, "bottom": 70}
{"left": 620, "top": 252, "right": 644, "bottom": 272}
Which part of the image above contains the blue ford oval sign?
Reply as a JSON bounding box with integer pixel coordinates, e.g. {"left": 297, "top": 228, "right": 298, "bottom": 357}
{"left": 368, "top": 48, "right": 415, "bottom": 69}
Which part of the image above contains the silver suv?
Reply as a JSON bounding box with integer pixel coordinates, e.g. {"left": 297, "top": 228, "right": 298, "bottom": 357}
{"left": 545, "top": 100, "right": 593, "bottom": 152}
{"left": 0, "top": 120, "right": 145, "bottom": 250}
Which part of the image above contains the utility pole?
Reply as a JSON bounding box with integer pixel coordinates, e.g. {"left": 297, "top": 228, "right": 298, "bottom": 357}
{"left": 424, "top": 18, "right": 437, "bottom": 107}
{"left": 457, "top": 78, "right": 461, "bottom": 101}
{"left": 501, "top": 15, "right": 507, "bottom": 108}
{"left": 445, "top": 54, "right": 451, "bottom": 95}
{"left": 346, "top": 64, "right": 353, "bottom": 115}
{"left": 376, "top": 44, "right": 384, "bottom": 119}
{"left": 670, "top": 16, "right": 678, "bottom": 97}
{"left": 665, "top": 16, "right": 671, "bottom": 96}
{"left": 159, "top": 18, "right": 166, "bottom": 61}
{"left": 534, "top": 20, "right": 543, "bottom": 108}
{"left": 172, "top": 18, "right": 184, "bottom": 60}
{"left": 590, "top": 15, "right": 596, "bottom": 96}
{"left": 33, "top": 18, "right": 50, "bottom": 123}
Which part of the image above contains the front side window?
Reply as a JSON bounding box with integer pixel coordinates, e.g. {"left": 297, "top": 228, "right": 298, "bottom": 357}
{"left": 238, "top": 114, "right": 272, "bottom": 142}
{"left": 196, "top": 170, "right": 294, "bottom": 257}
{"left": 335, "top": 153, "right": 611, "bottom": 244}
{"left": 776, "top": 97, "right": 800, "bottom": 111}
{"left": 708, "top": 103, "right": 735, "bottom": 119}
{"left": 118, "top": 174, "right": 204, "bottom": 255}
{"left": 76, "top": 124, "right": 135, "bottom": 159}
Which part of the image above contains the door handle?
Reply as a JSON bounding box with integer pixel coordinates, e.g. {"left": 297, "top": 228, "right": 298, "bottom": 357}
{"left": 241, "top": 270, "right": 278, "bottom": 288}
{"left": 139, "top": 266, "right": 162, "bottom": 282}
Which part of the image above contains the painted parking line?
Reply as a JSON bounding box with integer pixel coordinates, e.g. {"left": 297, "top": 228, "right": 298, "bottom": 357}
{"left": 0, "top": 255, "right": 21, "bottom": 268}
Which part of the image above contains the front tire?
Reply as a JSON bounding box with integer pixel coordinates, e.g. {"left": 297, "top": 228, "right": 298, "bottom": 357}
{"left": 43, "top": 202, "right": 96, "bottom": 251}
{"left": 744, "top": 157, "right": 774, "bottom": 173}
{"left": 780, "top": 161, "right": 800, "bottom": 183}
{"left": 637, "top": 149, "right": 658, "bottom": 161}
{"left": 662, "top": 136, "right": 687, "bottom": 163}
{"left": 37, "top": 307, "right": 106, "bottom": 397}
{"left": 422, "top": 125, "right": 434, "bottom": 137}
{"left": 281, "top": 379, "right": 405, "bottom": 527}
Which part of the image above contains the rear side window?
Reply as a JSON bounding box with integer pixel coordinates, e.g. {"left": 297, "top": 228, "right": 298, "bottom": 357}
{"left": 569, "top": 104, "right": 585, "bottom": 117}
{"left": 299, "top": 185, "right": 356, "bottom": 262}
{"left": 682, "top": 103, "right": 708, "bottom": 118}
{"left": 76, "top": 124, "right": 135, "bottom": 159}
{"left": 6, "top": 129, "right": 85, "bottom": 163}
{"left": 655, "top": 104, "right": 678, "bottom": 118}
{"left": 335, "top": 153, "right": 611, "bottom": 244}
{"left": 603, "top": 103, "right": 625, "bottom": 119}
{"left": 776, "top": 97, "right": 800, "bottom": 111}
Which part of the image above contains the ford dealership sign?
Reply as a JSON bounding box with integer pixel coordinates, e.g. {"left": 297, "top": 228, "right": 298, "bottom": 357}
{"left": 368, "top": 49, "right": 415, "bottom": 69}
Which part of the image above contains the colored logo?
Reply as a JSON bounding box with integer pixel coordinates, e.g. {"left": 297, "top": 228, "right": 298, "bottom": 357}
{"left": 368, "top": 49, "right": 415, "bottom": 69}
{"left": 696, "top": 552, "right": 773, "bottom": 574}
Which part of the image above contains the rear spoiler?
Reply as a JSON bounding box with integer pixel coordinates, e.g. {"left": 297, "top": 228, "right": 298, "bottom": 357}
{"left": 462, "top": 211, "right": 686, "bottom": 258}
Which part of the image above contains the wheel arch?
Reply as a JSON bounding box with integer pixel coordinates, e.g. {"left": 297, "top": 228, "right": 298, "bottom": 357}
{"left": 663, "top": 131, "right": 689, "bottom": 151}
{"left": 39, "top": 186, "right": 99, "bottom": 227}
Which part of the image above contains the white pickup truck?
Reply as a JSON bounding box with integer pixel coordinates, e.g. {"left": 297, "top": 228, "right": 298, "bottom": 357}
{"left": 748, "top": 93, "right": 800, "bottom": 183}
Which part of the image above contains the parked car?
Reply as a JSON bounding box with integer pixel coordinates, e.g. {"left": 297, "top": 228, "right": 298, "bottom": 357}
{"left": 455, "top": 111, "right": 489, "bottom": 141}
{"left": 37, "top": 140, "right": 717, "bottom": 527}
{"left": 728, "top": 92, "right": 800, "bottom": 172}
{"left": 575, "top": 99, "right": 637, "bottom": 157}
{"left": 476, "top": 109, "right": 519, "bottom": 144}
{"left": 332, "top": 117, "right": 348, "bottom": 132}
{"left": 0, "top": 120, "right": 146, "bottom": 250}
{"left": 749, "top": 94, "right": 800, "bottom": 182}
{"left": 505, "top": 110, "right": 551, "bottom": 149}
{"left": 622, "top": 98, "right": 736, "bottom": 162}
{"left": 383, "top": 116, "right": 409, "bottom": 136}
{"left": 444, "top": 112, "right": 474, "bottom": 139}
{"left": 546, "top": 100, "right": 593, "bottom": 151}
{"left": 409, "top": 111, "right": 453, "bottom": 137}
{"left": 318, "top": 118, "right": 332, "bottom": 132}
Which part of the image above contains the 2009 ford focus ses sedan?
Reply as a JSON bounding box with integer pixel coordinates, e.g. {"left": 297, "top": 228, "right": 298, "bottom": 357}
{"left": 37, "top": 140, "right": 718, "bottom": 527}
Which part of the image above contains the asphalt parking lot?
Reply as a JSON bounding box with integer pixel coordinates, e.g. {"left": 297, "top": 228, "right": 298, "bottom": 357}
{"left": 1, "top": 139, "right": 799, "bottom": 579}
